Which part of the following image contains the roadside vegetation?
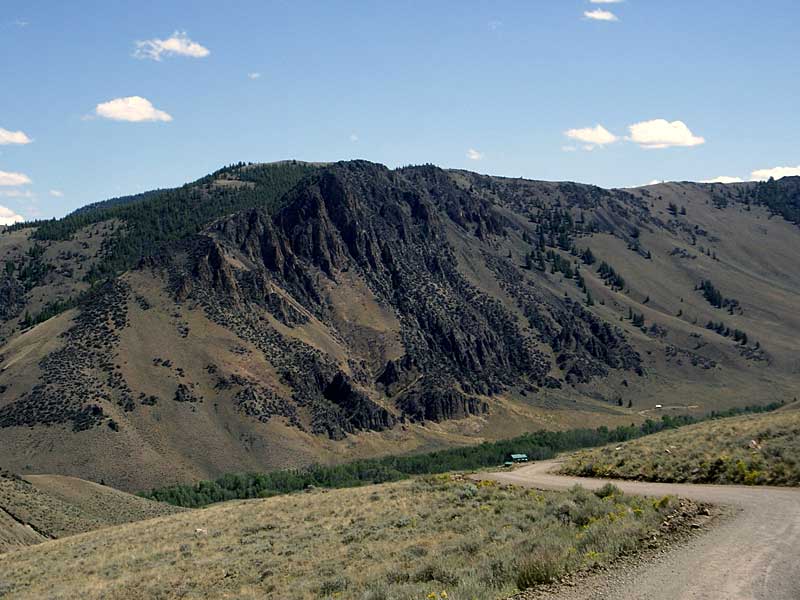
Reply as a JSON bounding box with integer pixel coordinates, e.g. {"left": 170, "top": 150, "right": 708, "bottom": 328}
{"left": 143, "top": 403, "right": 783, "bottom": 507}
{"left": 561, "top": 408, "right": 800, "bottom": 486}
{"left": 0, "top": 475, "right": 693, "bottom": 599}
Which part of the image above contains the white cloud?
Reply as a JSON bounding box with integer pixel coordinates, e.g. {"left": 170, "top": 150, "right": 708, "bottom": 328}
{"left": 247, "top": 72, "right": 261, "bottom": 80}
{"left": 625, "top": 180, "right": 664, "bottom": 188}
{"left": 0, "top": 205, "right": 24, "bottom": 225}
{"left": 564, "top": 124, "right": 618, "bottom": 149}
{"left": 467, "top": 148, "right": 484, "bottom": 161}
{"left": 49, "top": 189, "right": 64, "bottom": 197}
{"left": 627, "top": 119, "right": 705, "bottom": 149}
{"left": 0, "top": 170, "right": 31, "bottom": 186}
{"left": 0, "top": 128, "right": 32, "bottom": 145}
{"left": 750, "top": 165, "right": 800, "bottom": 181}
{"left": 95, "top": 96, "right": 173, "bottom": 122}
{"left": 702, "top": 176, "right": 743, "bottom": 184}
{"left": 584, "top": 9, "right": 618, "bottom": 21}
{"left": 133, "top": 31, "right": 209, "bottom": 61}
{"left": 0, "top": 189, "right": 34, "bottom": 198}
{"left": 349, "top": 133, "right": 359, "bottom": 142}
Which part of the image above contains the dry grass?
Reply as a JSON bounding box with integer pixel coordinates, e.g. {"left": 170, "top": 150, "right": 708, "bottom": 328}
{"left": 0, "top": 474, "right": 184, "bottom": 552}
{"left": 0, "top": 476, "right": 679, "bottom": 599}
{"left": 561, "top": 410, "right": 800, "bottom": 486}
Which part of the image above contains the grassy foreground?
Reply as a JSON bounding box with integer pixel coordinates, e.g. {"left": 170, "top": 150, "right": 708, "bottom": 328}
{"left": 0, "top": 475, "right": 685, "bottom": 600}
{"left": 561, "top": 409, "right": 800, "bottom": 486}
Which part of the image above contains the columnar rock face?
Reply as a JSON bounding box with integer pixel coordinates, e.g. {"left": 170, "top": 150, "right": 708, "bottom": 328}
{"left": 1, "top": 160, "right": 798, "bottom": 490}
{"left": 172, "top": 161, "right": 641, "bottom": 435}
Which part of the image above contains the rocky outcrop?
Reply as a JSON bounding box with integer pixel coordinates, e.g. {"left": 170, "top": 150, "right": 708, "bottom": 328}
{"left": 3, "top": 161, "right": 649, "bottom": 439}
{"left": 323, "top": 373, "right": 395, "bottom": 433}
{"left": 163, "top": 161, "right": 647, "bottom": 437}
{"left": 485, "top": 255, "right": 641, "bottom": 384}
{"left": 396, "top": 385, "right": 487, "bottom": 423}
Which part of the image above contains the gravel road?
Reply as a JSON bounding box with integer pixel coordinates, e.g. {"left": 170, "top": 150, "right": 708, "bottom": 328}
{"left": 474, "top": 460, "right": 800, "bottom": 600}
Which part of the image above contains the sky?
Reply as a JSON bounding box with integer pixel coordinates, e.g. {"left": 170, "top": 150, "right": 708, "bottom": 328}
{"left": 1, "top": 0, "right": 799, "bottom": 222}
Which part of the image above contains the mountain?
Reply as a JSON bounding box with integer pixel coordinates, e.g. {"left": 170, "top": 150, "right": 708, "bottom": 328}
{"left": 0, "top": 161, "right": 798, "bottom": 491}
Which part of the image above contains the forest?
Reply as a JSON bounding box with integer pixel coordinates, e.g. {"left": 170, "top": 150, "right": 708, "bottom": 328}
{"left": 10, "top": 162, "right": 317, "bottom": 281}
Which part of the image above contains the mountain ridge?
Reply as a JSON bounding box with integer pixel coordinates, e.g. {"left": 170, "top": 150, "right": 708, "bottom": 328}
{"left": 0, "top": 160, "right": 798, "bottom": 491}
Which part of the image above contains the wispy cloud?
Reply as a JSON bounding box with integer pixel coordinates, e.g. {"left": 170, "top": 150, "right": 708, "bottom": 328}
{"left": 133, "top": 31, "right": 209, "bottom": 61}
{"left": 627, "top": 119, "right": 705, "bottom": 149}
{"left": 699, "top": 166, "right": 800, "bottom": 184}
{"left": 12, "top": 18, "right": 29, "bottom": 27}
{"left": 0, "top": 170, "right": 32, "bottom": 186}
{"left": 466, "top": 148, "right": 484, "bottom": 161}
{"left": 0, "top": 128, "right": 32, "bottom": 145}
{"left": 488, "top": 20, "right": 503, "bottom": 31}
{"left": 0, "top": 204, "right": 24, "bottom": 225}
{"left": 584, "top": 9, "right": 618, "bottom": 21}
{"left": 49, "top": 189, "right": 64, "bottom": 197}
{"left": 702, "top": 176, "right": 743, "bottom": 184}
{"left": 590, "top": 0, "right": 623, "bottom": 3}
{"left": 564, "top": 124, "right": 618, "bottom": 149}
{"left": 0, "top": 189, "right": 34, "bottom": 198}
{"left": 349, "top": 133, "right": 359, "bottom": 142}
{"left": 94, "top": 96, "right": 173, "bottom": 122}
{"left": 750, "top": 165, "right": 800, "bottom": 181}
{"left": 247, "top": 72, "right": 261, "bottom": 80}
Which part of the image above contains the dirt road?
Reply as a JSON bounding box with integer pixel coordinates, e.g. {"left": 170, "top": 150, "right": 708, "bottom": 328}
{"left": 474, "top": 461, "right": 800, "bottom": 600}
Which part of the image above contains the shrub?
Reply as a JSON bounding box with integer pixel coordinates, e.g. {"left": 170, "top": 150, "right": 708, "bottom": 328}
{"left": 516, "top": 543, "right": 571, "bottom": 588}
{"left": 318, "top": 576, "right": 349, "bottom": 597}
{"left": 594, "top": 483, "right": 621, "bottom": 499}
{"left": 413, "top": 561, "right": 459, "bottom": 586}
{"left": 360, "top": 584, "right": 388, "bottom": 600}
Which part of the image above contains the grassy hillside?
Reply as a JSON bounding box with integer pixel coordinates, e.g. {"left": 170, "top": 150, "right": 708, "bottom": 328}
{"left": 1, "top": 161, "right": 799, "bottom": 491}
{"left": 0, "top": 472, "right": 184, "bottom": 553}
{"left": 0, "top": 475, "right": 700, "bottom": 599}
{"left": 561, "top": 408, "right": 800, "bottom": 486}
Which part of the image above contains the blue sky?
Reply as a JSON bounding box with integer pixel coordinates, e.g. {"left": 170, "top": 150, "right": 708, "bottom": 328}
{"left": 1, "top": 0, "right": 799, "bottom": 221}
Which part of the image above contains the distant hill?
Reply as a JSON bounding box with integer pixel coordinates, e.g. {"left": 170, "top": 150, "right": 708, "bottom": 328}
{"left": 0, "top": 160, "right": 798, "bottom": 491}
{"left": 0, "top": 471, "right": 184, "bottom": 552}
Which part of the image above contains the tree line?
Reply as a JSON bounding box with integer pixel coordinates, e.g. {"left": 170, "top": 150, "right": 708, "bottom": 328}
{"left": 141, "top": 401, "right": 785, "bottom": 508}
{"left": 10, "top": 162, "right": 317, "bottom": 282}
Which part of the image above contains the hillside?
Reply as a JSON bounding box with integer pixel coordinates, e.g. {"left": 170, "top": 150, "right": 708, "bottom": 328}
{"left": 0, "top": 471, "right": 184, "bottom": 553}
{"left": 561, "top": 408, "right": 800, "bottom": 485}
{"left": 0, "top": 161, "right": 798, "bottom": 490}
{"left": 0, "top": 474, "right": 703, "bottom": 599}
